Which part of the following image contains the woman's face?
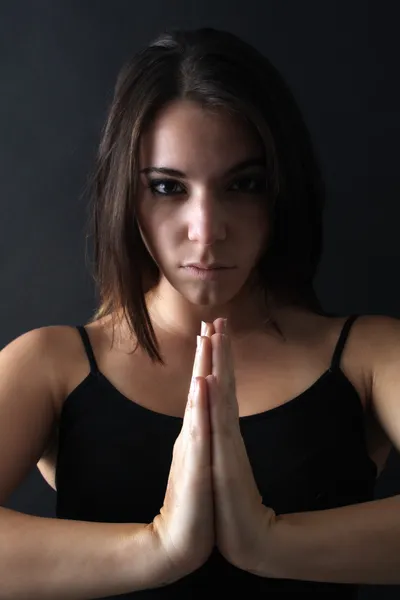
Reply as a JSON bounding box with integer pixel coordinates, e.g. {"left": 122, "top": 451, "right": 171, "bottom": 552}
{"left": 136, "top": 99, "right": 270, "bottom": 309}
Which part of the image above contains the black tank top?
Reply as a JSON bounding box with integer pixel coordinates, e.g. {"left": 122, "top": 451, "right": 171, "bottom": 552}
{"left": 55, "top": 314, "right": 377, "bottom": 598}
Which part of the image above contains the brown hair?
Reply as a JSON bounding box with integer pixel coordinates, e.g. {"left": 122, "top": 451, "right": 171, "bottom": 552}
{"left": 85, "top": 28, "right": 327, "bottom": 365}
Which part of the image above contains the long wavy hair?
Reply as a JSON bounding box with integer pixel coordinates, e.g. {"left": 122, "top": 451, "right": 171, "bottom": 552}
{"left": 85, "top": 28, "right": 327, "bottom": 365}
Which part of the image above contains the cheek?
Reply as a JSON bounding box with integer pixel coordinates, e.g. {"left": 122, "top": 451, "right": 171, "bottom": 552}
{"left": 136, "top": 211, "right": 160, "bottom": 263}
{"left": 242, "top": 205, "right": 269, "bottom": 243}
{"left": 137, "top": 222, "right": 155, "bottom": 264}
{"left": 136, "top": 211, "right": 174, "bottom": 267}
{"left": 243, "top": 212, "right": 270, "bottom": 265}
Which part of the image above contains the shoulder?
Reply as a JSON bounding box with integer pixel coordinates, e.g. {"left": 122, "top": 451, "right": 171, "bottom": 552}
{"left": 334, "top": 312, "right": 400, "bottom": 383}
{"left": 346, "top": 314, "right": 400, "bottom": 412}
{"left": 1, "top": 324, "right": 82, "bottom": 385}
{"left": 310, "top": 313, "right": 398, "bottom": 408}
{"left": 323, "top": 312, "right": 399, "bottom": 356}
{"left": 2, "top": 324, "right": 96, "bottom": 417}
{"left": 349, "top": 313, "right": 400, "bottom": 361}
{"left": 0, "top": 326, "right": 84, "bottom": 477}
{"left": 353, "top": 313, "right": 400, "bottom": 379}
{"left": 1, "top": 324, "right": 76, "bottom": 368}
{"left": 347, "top": 314, "right": 400, "bottom": 449}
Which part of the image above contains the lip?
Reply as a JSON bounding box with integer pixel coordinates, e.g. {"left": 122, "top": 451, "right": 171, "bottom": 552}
{"left": 182, "top": 265, "right": 234, "bottom": 281}
{"left": 184, "top": 263, "right": 231, "bottom": 269}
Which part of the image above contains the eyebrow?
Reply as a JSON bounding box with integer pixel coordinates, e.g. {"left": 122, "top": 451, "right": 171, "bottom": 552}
{"left": 139, "top": 157, "right": 266, "bottom": 178}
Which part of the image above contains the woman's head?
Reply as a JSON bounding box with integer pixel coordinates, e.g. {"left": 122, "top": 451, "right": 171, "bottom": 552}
{"left": 88, "top": 28, "right": 326, "bottom": 363}
{"left": 137, "top": 98, "right": 270, "bottom": 312}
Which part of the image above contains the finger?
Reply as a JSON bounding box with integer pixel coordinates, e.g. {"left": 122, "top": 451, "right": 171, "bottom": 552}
{"left": 208, "top": 337, "right": 226, "bottom": 436}
{"left": 210, "top": 332, "right": 239, "bottom": 422}
{"left": 184, "top": 338, "right": 210, "bottom": 445}
{"left": 201, "top": 321, "right": 215, "bottom": 337}
{"left": 195, "top": 335, "right": 212, "bottom": 379}
{"left": 212, "top": 318, "right": 226, "bottom": 335}
{"left": 223, "top": 332, "right": 236, "bottom": 395}
{"left": 188, "top": 377, "right": 211, "bottom": 470}
{"left": 184, "top": 332, "right": 212, "bottom": 443}
{"left": 188, "top": 335, "right": 212, "bottom": 405}
{"left": 186, "top": 336, "right": 201, "bottom": 422}
{"left": 211, "top": 332, "right": 234, "bottom": 391}
{"left": 211, "top": 333, "right": 225, "bottom": 386}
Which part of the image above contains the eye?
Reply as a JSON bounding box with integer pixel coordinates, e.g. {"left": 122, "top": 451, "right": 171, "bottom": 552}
{"left": 147, "top": 179, "right": 185, "bottom": 196}
{"left": 229, "top": 176, "right": 266, "bottom": 193}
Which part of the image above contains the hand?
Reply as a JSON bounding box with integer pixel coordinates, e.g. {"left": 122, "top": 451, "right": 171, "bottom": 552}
{"left": 201, "top": 318, "right": 277, "bottom": 573}
{"left": 151, "top": 328, "right": 214, "bottom": 581}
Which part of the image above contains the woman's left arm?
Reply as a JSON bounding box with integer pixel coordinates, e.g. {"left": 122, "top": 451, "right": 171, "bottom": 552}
{"left": 251, "top": 315, "right": 400, "bottom": 584}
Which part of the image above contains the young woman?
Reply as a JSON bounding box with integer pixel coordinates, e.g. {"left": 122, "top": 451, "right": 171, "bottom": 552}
{"left": 0, "top": 27, "right": 399, "bottom": 599}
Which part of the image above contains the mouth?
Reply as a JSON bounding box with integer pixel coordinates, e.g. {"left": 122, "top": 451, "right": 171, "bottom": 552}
{"left": 189, "top": 266, "right": 227, "bottom": 270}
{"left": 184, "top": 263, "right": 233, "bottom": 270}
{"left": 182, "top": 265, "right": 234, "bottom": 280}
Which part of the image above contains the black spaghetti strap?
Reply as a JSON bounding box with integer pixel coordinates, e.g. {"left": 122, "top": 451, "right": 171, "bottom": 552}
{"left": 330, "top": 314, "right": 360, "bottom": 371}
{"left": 76, "top": 325, "right": 100, "bottom": 375}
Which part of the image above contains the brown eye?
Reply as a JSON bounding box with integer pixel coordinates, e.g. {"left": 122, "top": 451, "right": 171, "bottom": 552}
{"left": 148, "top": 179, "right": 185, "bottom": 196}
{"left": 229, "top": 176, "right": 266, "bottom": 193}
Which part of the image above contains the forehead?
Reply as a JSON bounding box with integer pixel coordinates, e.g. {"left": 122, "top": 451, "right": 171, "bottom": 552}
{"left": 139, "top": 99, "right": 264, "bottom": 176}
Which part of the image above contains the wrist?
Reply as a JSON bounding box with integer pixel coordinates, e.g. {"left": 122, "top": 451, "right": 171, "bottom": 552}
{"left": 119, "top": 522, "right": 182, "bottom": 590}
{"left": 235, "top": 506, "right": 281, "bottom": 578}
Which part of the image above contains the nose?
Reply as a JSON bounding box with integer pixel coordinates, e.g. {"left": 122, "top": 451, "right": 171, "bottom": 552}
{"left": 186, "top": 190, "right": 227, "bottom": 246}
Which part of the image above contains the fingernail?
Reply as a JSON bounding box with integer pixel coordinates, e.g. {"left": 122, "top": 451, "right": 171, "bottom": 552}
{"left": 201, "top": 321, "right": 207, "bottom": 336}
{"left": 222, "top": 318, "right": 227, "bottom": 333}
{"left": 197, "top": 335, "right": 202, "bottom": 351}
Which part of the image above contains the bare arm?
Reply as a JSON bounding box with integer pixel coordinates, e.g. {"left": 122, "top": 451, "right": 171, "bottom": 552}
{"left": 0, "top": 507, "right": 171, "bottom": 599}
{"left": 257, "top": 494, "right": 400, "bottom": 584}
{"left": 0, "top": 328, "right": 174, "bottom": 599}
{"left": 249, "top": 316, "right": 400, "bottom": 585}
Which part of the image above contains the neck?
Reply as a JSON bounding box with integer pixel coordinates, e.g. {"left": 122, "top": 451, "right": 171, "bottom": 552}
{"left": 141, "top": 278, "right": 290, "bottom": 342}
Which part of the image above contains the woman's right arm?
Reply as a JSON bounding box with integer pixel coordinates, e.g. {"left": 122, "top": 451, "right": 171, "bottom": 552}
{"left": 0, "top": 328, "right": 174, "bottom": 600}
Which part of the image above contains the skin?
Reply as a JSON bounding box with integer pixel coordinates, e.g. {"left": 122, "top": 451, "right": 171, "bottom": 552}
{"left": 135, "top": 98, "right": 281, "bottom": 341}
{"left": 35, "top": 97, "right": 398, "bottom": 583}
{"left": 134, "top": 103, "right": 284, "bottom": 569}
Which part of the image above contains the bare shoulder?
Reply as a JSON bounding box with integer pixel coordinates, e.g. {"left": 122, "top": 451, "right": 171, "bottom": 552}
{"left": 347, "top": 313, "right": 400, "bottom": 344}
{"left": 0, "top": 325, "right": 82, "bottom": 503}
{"left": 315, "top": 312, "right": 398, "bottom": 354}
{"left": 345, "top": 313, "right": 400, "bottom": 372}
{"left": 0, "top": 325, "right": 70, "bottom": 413}
{"left": 2, "top": 321, "right": 103, "bottom": 423}
{"left": 328, "top": 313, "right": 400, "bottom": 409}
{"left": 354, "top": 314, "right": 400, "bottom": 444}
{"left": 1, "top": 324, "right": 91, "bottom": 414}
{"left": 2, "top": 324, "right": 73, "bottom": 383}
{"left": 331, "top": 309, "right": 398, "bottom": 359}
{"left": 298, "top": 312, "right": 395, "bottom": 411}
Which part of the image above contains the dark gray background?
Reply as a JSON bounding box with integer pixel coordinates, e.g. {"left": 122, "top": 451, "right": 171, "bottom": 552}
{"left": 1, "top": 1, "right": 399, "bottom": 597}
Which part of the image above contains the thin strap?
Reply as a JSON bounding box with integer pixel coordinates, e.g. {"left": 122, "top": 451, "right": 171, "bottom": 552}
{"left": 76, "top": 325, "right": 100, "bottom": 375}
{"left": 330, "top": 314, "right": 360, "bottom": 370}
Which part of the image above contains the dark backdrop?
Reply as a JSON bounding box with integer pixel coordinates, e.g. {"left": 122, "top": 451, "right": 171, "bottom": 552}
{"left": 1, "top": 1, "right": 399, "bottom": 598}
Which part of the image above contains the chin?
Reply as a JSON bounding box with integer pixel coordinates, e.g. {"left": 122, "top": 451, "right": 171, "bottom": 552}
{"left": 187, "top": 284, "right": 246, "bottom": 308}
